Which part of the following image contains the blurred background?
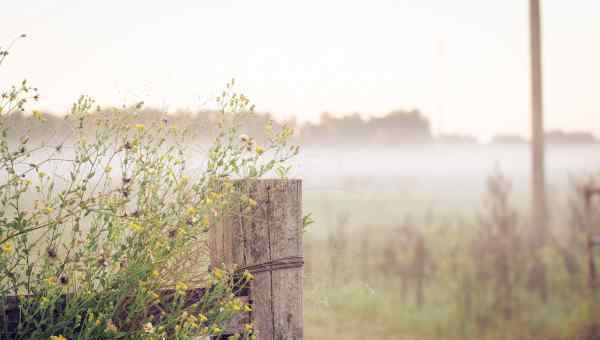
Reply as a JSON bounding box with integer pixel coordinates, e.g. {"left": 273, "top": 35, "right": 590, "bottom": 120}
{"left": 3, "top": 1, "right": 600, "bottom": 339}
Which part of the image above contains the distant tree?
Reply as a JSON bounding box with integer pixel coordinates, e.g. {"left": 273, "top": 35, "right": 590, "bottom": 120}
{"left": 546, "top": 130, "right": 597, "bottom": 144}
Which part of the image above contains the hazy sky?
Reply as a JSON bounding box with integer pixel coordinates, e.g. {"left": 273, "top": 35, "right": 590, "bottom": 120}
{"left": 2, "top": 0, "right": 599, "bottom": 139}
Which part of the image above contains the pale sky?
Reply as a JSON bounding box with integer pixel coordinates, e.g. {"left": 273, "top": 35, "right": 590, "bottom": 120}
{"left": 1, "top": 0, "right": 599, "bottom": 139}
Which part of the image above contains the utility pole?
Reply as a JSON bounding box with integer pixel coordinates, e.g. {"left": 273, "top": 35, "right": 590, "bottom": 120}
{"left": 529, "top": 0, "right": 546, "bottom": 244}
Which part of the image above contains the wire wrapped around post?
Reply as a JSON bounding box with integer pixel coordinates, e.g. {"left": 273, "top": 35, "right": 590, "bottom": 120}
{"left": 210, "top": 179, "right": 303, "bottom": 340}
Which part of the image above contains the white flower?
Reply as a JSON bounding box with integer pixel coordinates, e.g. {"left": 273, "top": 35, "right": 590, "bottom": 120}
{"left": 143, "top": 322, "right": 154, "bottom": 334}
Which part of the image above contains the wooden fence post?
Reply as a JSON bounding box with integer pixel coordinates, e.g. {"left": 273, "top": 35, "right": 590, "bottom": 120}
{"left": 210, "top": 179, "right": 303, "bottom": 340}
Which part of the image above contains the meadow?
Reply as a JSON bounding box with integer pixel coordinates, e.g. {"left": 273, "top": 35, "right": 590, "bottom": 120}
{"left": 298, "top": 145, "right": 600, "bottom": 340}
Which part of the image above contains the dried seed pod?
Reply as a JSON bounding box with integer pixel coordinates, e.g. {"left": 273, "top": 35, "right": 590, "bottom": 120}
{"left": 47, "top": 248, "right": 57, "bottom": 259}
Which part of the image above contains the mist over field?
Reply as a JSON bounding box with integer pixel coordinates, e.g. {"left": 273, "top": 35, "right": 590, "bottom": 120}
{"left": 296, "top": 144, "right": 600, "bottom": 227}
{"left": 3, "top": 1, "right": 600, "bottom": 339}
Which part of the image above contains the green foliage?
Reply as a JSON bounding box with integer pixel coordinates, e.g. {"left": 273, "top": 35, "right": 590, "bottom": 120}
{"left": 0, "top": 41, "right": 298, "bottom": 339}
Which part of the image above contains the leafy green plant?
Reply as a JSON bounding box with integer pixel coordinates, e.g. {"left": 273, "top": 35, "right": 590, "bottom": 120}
{"left": 0, "top": 38, "right": 298, "bottom": 339}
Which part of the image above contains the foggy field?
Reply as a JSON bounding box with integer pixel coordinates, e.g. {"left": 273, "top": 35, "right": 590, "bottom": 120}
{"left": 297, "top": 145, "right": 600, "bottom": 340}
{"left": 297, "top": 145, "right": 600, "bottom": 227}
{"left": 4, "top": 1, "right": 600, "bottom": 338}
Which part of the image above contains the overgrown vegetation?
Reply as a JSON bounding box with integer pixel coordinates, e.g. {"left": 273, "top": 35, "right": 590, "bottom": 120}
{"left": 0, "top": 38, "right": 298, "bottom": 339}
{"left": 304, "top": 170, "right": 600, "bottom": 340}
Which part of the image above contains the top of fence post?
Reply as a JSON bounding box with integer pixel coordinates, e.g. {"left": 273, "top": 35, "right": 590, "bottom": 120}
{"left": 209, "top": 179, "right": 303, "bottom": 340}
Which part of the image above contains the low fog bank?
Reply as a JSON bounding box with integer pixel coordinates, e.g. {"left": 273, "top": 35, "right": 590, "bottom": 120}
{"left": 293, "top": 144, "right": 600, "bottom": 223}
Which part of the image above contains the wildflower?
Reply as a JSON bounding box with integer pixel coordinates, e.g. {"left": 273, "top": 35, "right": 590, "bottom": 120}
{"left": 2, "top": 243, "right": 13, "bottom": 254}
{"left": 211, "top": 325, "right": 222, "bottom": 334}
{"left": 45, "top": 276, "right": 57, "bottom": 285}
{"left": 95, "top": 319, "right": 101, "bottom": 326}
{"left": 49, "top": 336, "right": 67, "bottom": 340}
{"left": 175, "top": 281, "right": 188, "bottom": 293}
{"left": 106, "top": 319, "right": 118, "bottom": 333}
{"left": 213, "top": 268, "right": 224, "bottom": 280}
{"left": 243, "top": 304, "right": 252, "bottom": 312}
{"left": 242, "top": 270, "right": 255, "bottom": 282}
{"left": 244, "top": 323, "right": 253, "bottom": 332}
{"left": 143, "top": 322, "right": 154, "bottom": 334}
{"left": 129, "top": 221, "right": 142, "bottom": 232}
{"left": 151, "top": 270, "right": 160, "bottom": 278}
{"left": 133, "top": 124, "right": 145, "bottom": 131}
{"left": 186, "top": 207, "right": 197, "bottom": 216}
{"left": 32, "top": 110, "right": 45, "bottom": 121}
{"left": 255, "top": 145, "right": 265, "bottom": 155}
{"left": 43, "top": 206, "right": 54, "bottom": 214}
{"left": 104, "top": 165, "right": 112, "bottom": 173}
{"left": 198, "top": 313, "right": 208, "bottom": 323}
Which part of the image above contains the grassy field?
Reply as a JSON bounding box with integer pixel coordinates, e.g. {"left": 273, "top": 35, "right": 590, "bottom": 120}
{"left": 302, "top": 179, "right": 600, "bottom": 340}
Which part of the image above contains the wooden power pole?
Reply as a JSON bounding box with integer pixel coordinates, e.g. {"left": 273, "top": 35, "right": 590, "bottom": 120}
{"left": 529, "top": 0, "right": 547, "bottom": 243}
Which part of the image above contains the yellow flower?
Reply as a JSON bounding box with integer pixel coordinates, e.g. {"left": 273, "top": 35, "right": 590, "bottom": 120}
{"left": 244, "top": 323, "right": 253, "bottom": 332}
{"left": 133, "top": 124, "right": 145, "bottom": 131}
{"left": 198, "top": 313, "right": 208, "bottom": 322}
{"left": 186, "top": 207, "right": 197, "bottom": 216}
{"left": 44, "top": 206, "right": 54, "bottom": 214}
{"left": 49, "top": 335, "right": 67, "bottom": 340}
{"left": 2, "top": 243, "right": 13, "bottom": 254}
{"left": 143, "top": 322, "right": 154, "bottom": 334}
{"left": 45, "top": 276, "right": 58, "bottom": 285}
{"left": 175, "top": 281, "right": 188, "bottom": 293}
{"left": 129, "top": 222, "right": 142, "bottom": 232}
{"left": 255, "top": 145, "right": 265, "bottom": 155}
{"left": 243, "top": 270, "right": 255, "bottom": 282}
{"left": 95, "top": 319, "right": 101, "bottom": 326}
{"left": 33, "top": 110, "right": 46, "bottom": 121}
{"left": 213, "top": 268, "right": 224, "bottom": 280}
{"left": 151, "top": 270, "right": 160, "bottom": 278}
{"left": 211, "top": 325, "right": 222, "bottom": 334}
{"left": 104, "top": 165, "right": 112, "bottom": 173}
{"left": 243, "top": 304, "right": 252, "bottom": 312}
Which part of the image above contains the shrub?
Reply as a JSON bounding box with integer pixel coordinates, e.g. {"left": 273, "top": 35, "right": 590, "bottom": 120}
{"left": 0, "top": 38, "right": 298, "bottom": 339}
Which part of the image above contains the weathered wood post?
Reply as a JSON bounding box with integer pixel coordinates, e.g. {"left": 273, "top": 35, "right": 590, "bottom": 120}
{"left": 210, "top": 179, "right": 303, "bottom": 340}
